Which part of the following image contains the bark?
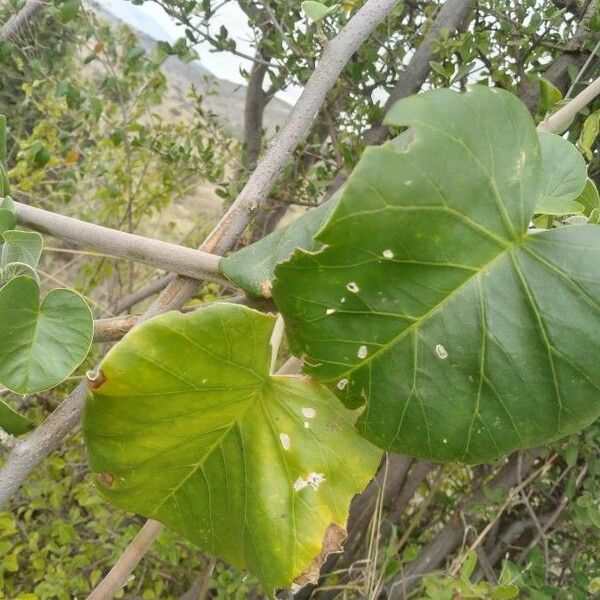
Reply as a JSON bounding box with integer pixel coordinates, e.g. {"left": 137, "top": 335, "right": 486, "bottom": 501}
{"left": 0, "top": 0, "right": 45, "bottom": 42}
{"left": 244, "top": 60, "right": 270, "bottom": 172}
{"left": 364, "top": 0, "right": 474, "bottom": 145}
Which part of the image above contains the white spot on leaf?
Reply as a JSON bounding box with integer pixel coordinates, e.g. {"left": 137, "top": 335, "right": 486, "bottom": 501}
{"left": 357, "top": 345, "right": 368, "bottom": 359}
{"left": 279, "top": 433, "right": 291, "bottom": 450}
{"left": 405, "top": 179, "right": 412, "bottom": 185}
{"left": 337, "top": 378, "right": 348, "bottom": 390}
{"left": 435, "top": 344, "right": 448, "bottom": 360}
{"left": 326, "top": 308, "right": 335, "bottom": 315}
{"left": 293, "top": 477, "right": 308, "bottom": 491}
{"left": 340, "top": 297, "right": 346, "bottom": 303}
{"left": 293, "top": 472, "right": 326, "bottom": 492}
{"left": 346, "top": 282, "right": 359, "bottom": 293}
{"left": 304, "top": 421, "right": 310, "bottom": 428}
{"left": 383, "top": 249, "right": 394, "bottom": 259}
{"left": 308, "top": 472, "right": 326, "bottom": 490}
{"left": 302, "top": 407, "right": 316, "bottom": 419}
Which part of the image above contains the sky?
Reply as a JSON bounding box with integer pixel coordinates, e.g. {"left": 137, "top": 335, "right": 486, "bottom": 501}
{"left": 99, "top": 0, "right": 301, "bottom": 103}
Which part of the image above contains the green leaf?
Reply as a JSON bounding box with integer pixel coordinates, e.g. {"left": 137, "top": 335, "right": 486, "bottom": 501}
{"left": 57, "top": 0, "right": 79, "bottom": 23}
{"left": 0, "top": 398, "right": 33, "bottom": 436}
{"left": 575, "top": 178, "right": 600, "bottom": 223}
{"left": 0, "top": 196, "right": 14, "bottom": 212}
{"left": 0, "top": 115, "right": 6, "bottom": 169}
{"left": 83, "top": 304, "right": 380, "bottom": 594}
{"left": 0, "top": 230, "right": 43, "bottom": 269}
{"left": 538, "top": 77, "right": 562, "bottom": 115}
{"left": 301, "top": 1, "right": 339, "bottom": 22}
{"left": 0, "top": 276, "right": 93, "bottom": 394}
{"left": 535, "top": 132, "right": 587, "bottom": 215}
{"left": 578, "top": 109, "right": 600, "bottom": 160}
{"left": 0, "top": 262, "right": 39, "bottom": 287}
{"left": 273, "top": 86, "right": 600, "bottom": 463}
{"left": 221, "top": 132, "right": 414, "bottom": 297}
{"left": 0, "top": 210, "right": 16, "bottom": 237}
{"left": 0, "top": 165, "right": 9, "bottom": 198}
{"left": 491, "top": 584, "right": 520, "bottom": 599}
{"left": 221, "top": 196, "right": 340, "bottom": 297}
{"left": 460, "top": 550, "right": 478, "bottom": 580}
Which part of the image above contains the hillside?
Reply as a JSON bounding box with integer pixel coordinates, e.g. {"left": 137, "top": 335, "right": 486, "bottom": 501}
{"left": 86, "top": 0, "right": 291, "bottom": 136}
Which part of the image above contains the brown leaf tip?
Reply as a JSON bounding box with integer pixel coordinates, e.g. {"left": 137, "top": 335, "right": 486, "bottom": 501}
{"left": 292, "top": 523, "right": 347, "bottom": 592}
{"left": 87, "top": 369, "right": 106, "bottom": 389}
{"left": 98, "top": 472, "right": 115, "bottom": 487}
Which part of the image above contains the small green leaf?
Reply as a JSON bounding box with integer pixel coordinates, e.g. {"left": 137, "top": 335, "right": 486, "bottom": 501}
{"left": 221, "top": 195, "right": 340, "bottom": 297}
{"left": 301, "top": 1, "right": 339, "bottom": 22}
{"left": 539, "top": 77, "right": 562, "bottom": 115}
{"left": 0, "top": 196, "right": 14, "bottom": 212}
{"left": 535, "top": 197, "right": 583, "bottom": 215}
{"left": 0, "top": 398, "right": 33, "bottom": 436}
{"left": 0, "top": 209, "right": 16, "bottom": 237}
{"left": 0, "top": 276, "right": 93, "bottom": 394}
{"left": 0, "top": 230, "right": 43, "bottom": 269}
{"left": 535, "top": 131, "right": 587, "bottom": 215}
{"left": 429, "top": 60, "right": 449, "bottom": 78}
{"left": 563, "top": 444, "right": 579, "bottom": 468}
{"left": 460, "top": 550, "right": 478, "bottom": 580}
{"left": 490, "top": 584, "right": 520, "bottom": 599}
{"left": 0, "top": 262, "right": 39, "bottom": 286}
{"left": 575, "top": 179, "right": 600, "bottom": 222}
{"left": 0, "top": 196, "right": 15, "bottom": 214}
{"left": 84, "top": 304, "right": 380, "bottom": 595}
{"left": 0, "top": 115, "right": 6, "bottom": 169}
{"left": 57, "top": 0, "right": 79, "bottom": 23}
{"left": 0, "top": 165, "right": 9, "bottom": 197}
{"left": 578, "top": 109, "right": 600, "bottom": 160}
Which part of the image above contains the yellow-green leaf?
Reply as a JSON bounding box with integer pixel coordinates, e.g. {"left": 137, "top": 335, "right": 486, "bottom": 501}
{"left": 83, "top": 304, "right": 380, "bottom": 595}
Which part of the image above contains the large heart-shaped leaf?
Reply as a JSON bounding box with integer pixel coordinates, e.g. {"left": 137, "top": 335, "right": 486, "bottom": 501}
{"left": 0, "top": 276, "right": 93, "bottom": 394}
{"left": 83, "top": 304, "right": 379, "bottom": 594}
{"left": 273, "top": 85, "right": 598, "bottom": 463}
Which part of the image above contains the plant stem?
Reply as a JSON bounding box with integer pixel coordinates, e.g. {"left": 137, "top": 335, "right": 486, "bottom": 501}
{"left": 14, "top": 202, "right": 226, "bottom": 284}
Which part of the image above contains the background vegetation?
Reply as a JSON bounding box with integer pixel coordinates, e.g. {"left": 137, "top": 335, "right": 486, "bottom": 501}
{"left": 0, "top": 0, "right": 599, "bottom": 598}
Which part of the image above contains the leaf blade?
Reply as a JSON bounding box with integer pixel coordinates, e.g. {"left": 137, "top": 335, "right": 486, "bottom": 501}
{"left": 83, "top": 304, "right": 380, "bottom": 594}
{"left": 273, "top": 86, "right": 600, "bottom": 463}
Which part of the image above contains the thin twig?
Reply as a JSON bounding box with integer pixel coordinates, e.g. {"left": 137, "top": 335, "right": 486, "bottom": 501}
{"left": 86, "top": 520, "right": 165, "bottom": 600}
{"left": 93, "top": 295, "right": 273, "bottom": 342}
{"left": 538, "top": 74, "right": 600, "bottom": 132}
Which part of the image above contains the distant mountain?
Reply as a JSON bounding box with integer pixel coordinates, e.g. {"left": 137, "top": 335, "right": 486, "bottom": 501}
{"left": 90, "top": 0, "right": 176, "bottom": 43}
{"left": 85, "top": 0, "right": 290, "bottom": 135}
